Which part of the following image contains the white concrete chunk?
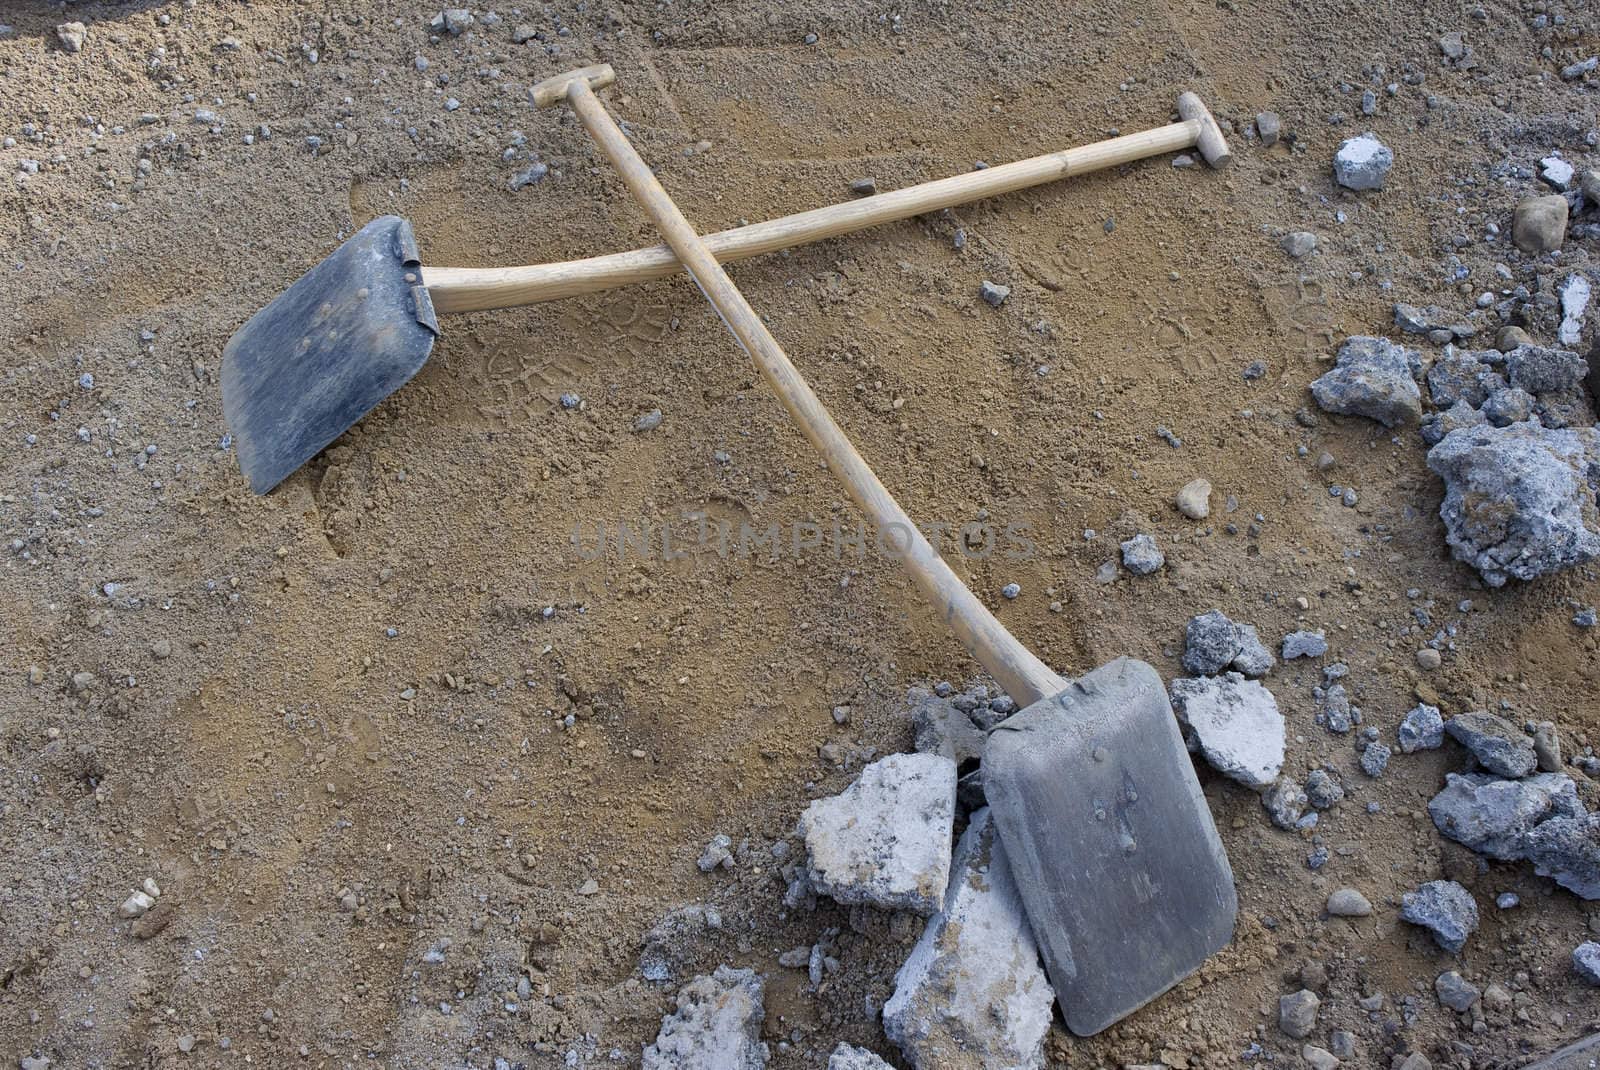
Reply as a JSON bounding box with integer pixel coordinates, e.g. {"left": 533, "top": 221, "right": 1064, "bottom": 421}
{"left": 883, "top": 808, "right": 1055, "bottom": 1070}
{"left": 642, "top": 965, "right": 769, "bottom": 1070}
{"left": 1168, "top": 673, "right": 1286, "bottom": 790}
{"left": 799, "top": 753, "right": 957, "bottom": 916}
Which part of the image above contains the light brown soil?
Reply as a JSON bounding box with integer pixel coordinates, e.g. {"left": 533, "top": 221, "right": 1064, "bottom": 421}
{"left": 3, "top": 0, "right": 1599, "bottom": 1067}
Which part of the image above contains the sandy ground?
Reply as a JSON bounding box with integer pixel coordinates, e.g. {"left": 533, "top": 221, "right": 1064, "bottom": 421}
{"left": 3, "top": 0, "right": 1600, "bottom": 1067}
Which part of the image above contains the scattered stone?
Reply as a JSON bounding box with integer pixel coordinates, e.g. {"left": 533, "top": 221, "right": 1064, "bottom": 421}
{"left": 1513, "top": 195, "right": 1569, "bottom": 254}
{"left": 1169, "top": 673, "right": 1285, "bottom": 790}
{"left": 1262, "top": 777, "right": 1308, "bottom": 830}
{"left": 1302, "top": 1048, "right": 1339, "bottom": 1070}
{"left": 1327, "top": 888, "right": 1372, "bottom": 917}
{"left": 1399, "top": 704, "right": 1445, "bottom": 752}
{"left": 1415, "top": 648, "right": 1442, "bottom": 671}
{"left": 55, "top": 21, "right": 86, "bottom": 52}
{"left": 1505, "top": 344, "right": 1587, "bottom": 395}
{"left": 511, "top": 23, "right": 537, "bottom": 43}
{"left": 1360, "top": 742, "right": 1391, "bottom": 777}
{"left": 849, "top": 177, "right": 877, "bottom": 196}
{"left": 1533, "top": 722, "right": 1562, "bottom": 773}
{"left": 1282, "top": 630, "right": 1328, "bottom": 659}
{"left": 1000, "top": 582, "right": 1021, "bottom": 600}
{"left": 434, "top": 8, "right": 474, "bottom": 35}
{"left": 1119, "top": 533, "right": 1164, "bottom": 575}
{"left": 1282, "top": 231, "right": 1318, "bottom": 258}
{"left": 1395, "top": 304, "right": 1473, "bottom": 340}
{"left": 1575, "top": 606, "right": 1598, "bottom": 628}
{"left": 1426, "top": 422, "right": 1600, "bottom": 587}
{"left": 1333, "top": 133, "right": 1393, "bottom": 191}
{"left": 798, "top": 753, "right": 956, "bottom": 916}
{"left": 508, "top": 162, "right": 549, "bottom": 190}
{"left": 1175, "top": 477, "right": 1212, "bottom": 519}
{"left": 1310, "top": 336, "right": 1423, "bottom": 427}
{"left": 1181, "top": 609, "right": 1237, "bottom": 674}
{"left": 1396, "top": 1055, "right": 1432, "bottom": 1070}
{"left": 119, "top": 890, "right": 155, "bottom": 918}
{"left": 1561, "top": 56, "right": 1599, "bottom": 81}
{"left": 1400, "top": 880, "right": 1479, "bottom": 953}
{"left": 1497, "top": 325, "right": 1535, "bottom": 352}
{"left": 642, "top": 966, "right": 769, "bottom": 1070}
{"left": 1306, "top": 769, "right": 1346, "bottom": 809}
{"left": 828, "top": 1044, "right": 892, "bottom": 1070}
{"left": 1256, "top": 111, "right": 1281, "bottom": 146}
{"left": 1497, "top": 892, "right": 1520, "bottom": 909}
{"left": 1318, "top": 683, "right": 1354, "bottom": 734}
{"left": 882, "top": 809, "right": 1054, "bottom": 1070}
{"left": 1435, "top": 970, "right": 1481, "bottom": 1011}
{"left": 697, "top": 834, "right": 734, "bottom": 872}
{"left": 1329, "top": 1032, "right": 1357, "bottom": 1060}
{"left": 1445, "top": 711, "right": 1540, "bottom": 778}
{"left": 1278, "top": 989, "right": 1320, "bottom": 1039}
{"left": 978, "top": 281, "right": 1010, "bottom": 308}
{"left": 1575, "top": 943, "right": 1600, "bottom": 984}
{"left": 635, "top": 409, "right": 664, "bottom": 432}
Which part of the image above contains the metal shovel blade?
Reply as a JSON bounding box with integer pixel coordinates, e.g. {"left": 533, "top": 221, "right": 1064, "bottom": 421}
{"left": 984, "top": 656, "right": 1237, "bottom": 1036}
{"left": 221, "top": 215, "right": 439, "bottom": 494}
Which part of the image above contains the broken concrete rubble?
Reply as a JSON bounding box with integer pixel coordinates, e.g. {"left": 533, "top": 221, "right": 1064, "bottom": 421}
{"left": 1444, "top": 711, "right": 1539, "bottom": 778}
{"left": 1310, "top": 335, "right": 1423, "bottom": 427}
{"left": 1180, "top": 608, "right": 1275, "bottom": 677}
{"left": 1428, "top": 771, "right": 1580, "bottom": 860}
{"left": 882, "top": 808, "right": 1054, "bottom": 1070}
{"left": 1400, "top": 880, "right": 1479, "bottom": 953}
{"left": 1168, "top": 673, "right": 1285, "bottom": 790}
{"left": 642, "top": 965, "right": 769, "bottom": 1070}
{"left": 798, "top": 752, "right": 956, "bottom": 916}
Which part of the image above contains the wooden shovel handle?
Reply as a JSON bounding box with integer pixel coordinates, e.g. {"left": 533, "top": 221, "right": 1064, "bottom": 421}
{"left": 423, "top": 117, "right": 1206, "bottom": 315}
{"left": 561, "top": 79, "right": 1066, "bottom": 707}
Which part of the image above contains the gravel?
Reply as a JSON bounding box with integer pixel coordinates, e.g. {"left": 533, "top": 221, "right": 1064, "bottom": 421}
{"left": 1360, "top": 741, "right": 1391, "bottom": 777}
{"left": 1262, "top": 777, "right": 1308, "bottom": 830}
{"left": 1278, "top": 989, "right": 1320, "bottom": 1038}
{"left": 1119, "top": 533, "right": 1164, "bottom": 575}
{"left": 1281, "top": 231, "right": 1318, "bottom": 258}
{"left": 1399, "top": 703, "right": 1445, "bottom": 752}
{"left": 1175, "top": 477, "right": 1212, "bottom": 519}
{"left": 978, "top": 281, "right": 1010, "bottom": 308}
{"left": 1306, "top": 768, "right": 1345, "bottom": 809}
{"left": 1434, "top": 970, "right": 1481, "bottom": 1011}
{"left": 1282, "top": 630, "right": 1328, "bottom": 659}
{"left": 1327, "top": 888, "right": 1372, "bottom": 916}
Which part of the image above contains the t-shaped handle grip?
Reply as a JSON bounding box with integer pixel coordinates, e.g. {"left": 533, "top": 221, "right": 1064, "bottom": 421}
{"left": 1177, "top": 91, "right": 1232, "bottom": 168}
{"left": 530, "top": 64, "right": 616, "bottom": 108}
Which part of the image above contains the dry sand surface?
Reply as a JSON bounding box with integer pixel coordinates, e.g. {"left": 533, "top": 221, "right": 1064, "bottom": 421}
{"left": 3, "top": 0, "right": 1600, "bottom": 1066}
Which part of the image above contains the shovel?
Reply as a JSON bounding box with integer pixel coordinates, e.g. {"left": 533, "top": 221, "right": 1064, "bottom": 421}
{"left": 222, "top": 77, "right": 1230, "bottom": 493}
{"left": 537, "top": 64, "right": 1236, "bottom": 1036}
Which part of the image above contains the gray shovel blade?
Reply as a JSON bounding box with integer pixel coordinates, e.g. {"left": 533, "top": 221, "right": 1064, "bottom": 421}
{"left": 221, "top": 215, "right": 439, "bottom": 494}
{"left": 984, "top": 656, "right": 1236, "bottom": 1037}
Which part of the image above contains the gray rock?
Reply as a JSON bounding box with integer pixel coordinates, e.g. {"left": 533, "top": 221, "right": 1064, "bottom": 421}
{"left": 1575, "top": 943, "right": 1600, "bottom": 984}
{"left": 1257, "top": 111, "right": 1282, "bottom": 146}
{"left": 1534, "top": 722, "right": 1562, "bottom": 772}
{"left": 1310, "top": 336, "right": 1423, "bottom": 427}
{"left": 1506, "top": 344, "right": 1588, "bottom": 395}
{"left": 1333, "top": 133, "right": 1393, "bottom": 191}
{"left": 1481, "top": 386, "right": 1535, "bottom": 426}
{"left": 1327, "top": 888, "right": 1372, "bottom": 916}
{"left": 1282, "top": 232, "right": 1318, "bottom": 258}
{"left": 1426, "top": 421, "right": 1600, "bottom": 587}
{"left": 1399, "top": 880, "right": 1479, "bottom": 953}
{"left": 1176, "top": 477, "right": 1212, "bottom": 519}
{"left": 798, "top": 753, "right": 956, "bottom": 916}
{"left": 1445, "top": 711, "right": 1539, "bottom": 777}
{"left": 1395, "top": 304, "right": 1473, "bottom": 340}
{"left": 1435, "top": 970, "right": 1481, "bottom": 1011}
{"left": 1232, "top": 624, "right": 1277, "bottom": 677}
{"left": 1169, "top": 673, "right": 1285, "bottom": 790}
{"left": 1561, "top": 56, "right": 1600, "bottom": 81}
{"left": 635, "top": 409, "right": 664, "bottom": 432}
{"left": 882, "top": 809, "right": 1054, "bottom": 1070}
{"left": 697, "top": 834, "right": 734, "bottom": 872}
{"left": 1262, "top": 777, "right": 1308, "bottom": 830}
{"left": 1319, "top": 684, "right": 1353, "bottom": 734}
{"left": 1399, "top": 703, "right": 1445, "bottom": 752}
{"left": 978, "top": 281, "right": 1010, "bottom": 308}
{"left": 1427, "top": 350, "right": 1496, "bottom": 409}
{"left": 642, "top": 966, "right": 769, "bottom": 1070}
{"left": 1428, "top": 771, "right": 1579, "bottom": 860}
{"left": 508, "top": 162, "right": 549, "bottom": 190}
{"left": 1306, "top": 769, "right": 1345, "bottom": 809}
{"left": 511, "top": 23, "right": 538, "bottom": 42}
{"left": 911, "top": 690, "right": 986, "bottom": 769}
{"left": 1181, "top": 609, "right": 1240, "bottom": 675}
{"left": 1525, "top": 812, "right": 1600, "bottom": 899}
{"left": 437, "top": 8, "right": 474, "bottom": 34}
{"left": 1513, "top": 195, "right": 1568, "bottom": 254}
{"left": 1120, "top": 533, "right": 1164, "bottom": 575}
{"left": 1420, "top": 399, "right": 1490, "bottom": 447}
{"left": 1360, "top": 741, "right": 1391, "bottom": 777}
{"left": 1282, "top": 630, "right": 1328, "bottom": 659}
{"left": 55, "top": 21, "right": 86, "bottom": 52}
{"left": 1278, "top": 989, "right": 1320, "bottom": 1038}
{"left": 828, "top": 1044, "right": 892, "bottom": 1070}
{"left": 849, "top": 177, "right": 878, "bottom": 196}
{"left": 1303, "top": 1045, "right": 1339, "bottom": 1070}
{"left": 1542, "top": 156, "right": 1576, "bottom": 191}
{"left": 1497, "top": 325, "right": 1535, "bottom": 352}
